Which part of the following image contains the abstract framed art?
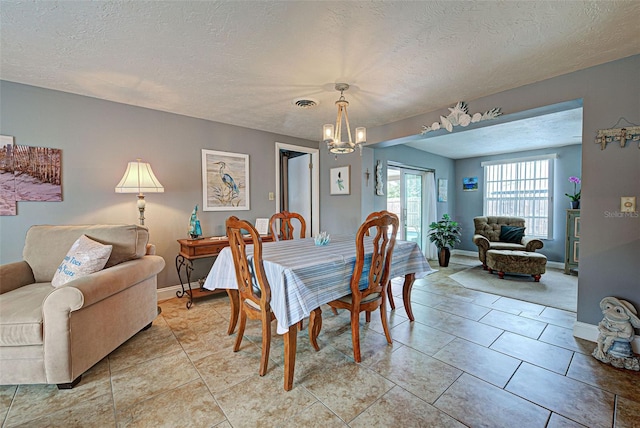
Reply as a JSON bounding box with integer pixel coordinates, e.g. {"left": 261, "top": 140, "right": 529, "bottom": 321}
{"left": 437, "top": 178, "right": 448, "bottom": 202}
{"left": 201, "top": 149, "right": 250, "bottom": 211}
{"left": 330, "top": 166, "right": 350, "bottom": 195}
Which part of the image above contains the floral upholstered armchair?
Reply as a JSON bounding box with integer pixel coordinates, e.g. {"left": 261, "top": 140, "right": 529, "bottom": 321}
{"left": 472, "top": 216, "right": 544, "bottom": 269}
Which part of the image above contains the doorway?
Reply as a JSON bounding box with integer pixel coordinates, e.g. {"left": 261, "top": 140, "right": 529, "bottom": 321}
{"left": 275, "top": 142, "right": 320, "bottom": 237}
{"left": 386, "top": 163, "right": 437, "bottom": 257}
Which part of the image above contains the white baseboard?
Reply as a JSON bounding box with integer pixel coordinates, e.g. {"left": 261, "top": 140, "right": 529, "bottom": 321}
{"left": 573, "top": 321, "right": 640, "bottom": 353}
{"left": 451, "top": 249, "right": 477, "bottom": 257}
{"left": 546, "top": 260, "right": 564, "bottom": 269}
{"left": 157, "top": 283, "right": 196, "bottom": 302}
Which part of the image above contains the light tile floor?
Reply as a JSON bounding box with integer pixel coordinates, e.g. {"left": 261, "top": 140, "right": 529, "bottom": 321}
{"left": 2, "top": 257, "right": 639, "bottom": 427}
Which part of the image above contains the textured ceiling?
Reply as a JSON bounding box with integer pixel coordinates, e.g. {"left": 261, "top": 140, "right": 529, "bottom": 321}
{"left": 1, "top": 1, "right": 639, "bottom": 156}
{"left": 406, "top": 107, "right": 584, "bottom": 159}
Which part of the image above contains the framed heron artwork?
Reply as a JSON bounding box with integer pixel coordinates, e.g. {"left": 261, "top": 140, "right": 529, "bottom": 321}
{"left": 201, "top": 149, "right": 250, "bottom": 211}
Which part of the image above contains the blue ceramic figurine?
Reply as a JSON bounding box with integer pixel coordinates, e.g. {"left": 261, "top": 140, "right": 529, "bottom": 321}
{"left": 188, "top": 205, "right": 203, "bottom": 239}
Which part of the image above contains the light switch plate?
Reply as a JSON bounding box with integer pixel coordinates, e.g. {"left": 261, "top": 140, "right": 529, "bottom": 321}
{"left": 268, "top": 192, "right": 275, "bottom": 201}
{"left": 621, "top": 196, "right": 636, "bottom": 212}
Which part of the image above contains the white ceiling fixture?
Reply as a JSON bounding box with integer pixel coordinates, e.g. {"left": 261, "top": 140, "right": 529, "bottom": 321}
{"left": 322, "top": 83, "right": 366, "bottom": 157}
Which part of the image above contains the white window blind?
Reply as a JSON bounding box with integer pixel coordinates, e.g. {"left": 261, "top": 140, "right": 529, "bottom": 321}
{"left": 482, "top": 155, "right": 555, "bottom": 239}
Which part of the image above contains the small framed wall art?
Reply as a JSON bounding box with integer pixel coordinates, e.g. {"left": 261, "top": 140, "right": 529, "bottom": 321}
{"left": 330, "top": 166, "right": 350, "bottom": 195}
{"left": 201, "top": 149, "right": 250, "bottom": 211}
{"left": 463, "top": 176, "right": 478, "bottom": 192}
{"left": 437, "top": 178, "right": 448, "bottom": 202}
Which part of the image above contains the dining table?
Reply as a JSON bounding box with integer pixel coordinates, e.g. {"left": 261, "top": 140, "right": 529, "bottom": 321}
{"left": 202, "top": 234, "right": 433, "bottom": 390}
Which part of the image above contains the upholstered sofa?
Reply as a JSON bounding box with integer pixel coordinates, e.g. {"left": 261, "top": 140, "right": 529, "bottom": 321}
{"left": 472, "top": 216, "right": 544, "bottom": 269}
{"left": 0, "top": 224, "right": 165, "bottom": 388}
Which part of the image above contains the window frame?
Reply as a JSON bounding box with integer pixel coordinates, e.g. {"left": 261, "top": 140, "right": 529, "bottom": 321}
{"left": 481, "top": 154, "right": 556, "bottom": 239}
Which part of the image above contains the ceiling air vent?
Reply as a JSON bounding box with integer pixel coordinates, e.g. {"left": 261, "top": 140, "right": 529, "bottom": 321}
{"left": 292, "top": 98, "right": 318, "bottom": 109}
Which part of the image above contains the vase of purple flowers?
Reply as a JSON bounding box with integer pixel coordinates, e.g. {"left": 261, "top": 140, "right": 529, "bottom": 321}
{"left": 566, "top": 176, "right": 581, "bottom": 209}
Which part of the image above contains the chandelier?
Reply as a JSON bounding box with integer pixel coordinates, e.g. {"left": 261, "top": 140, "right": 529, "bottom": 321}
{"left": 322, "top": 83, "right": 366, "bottom": 155}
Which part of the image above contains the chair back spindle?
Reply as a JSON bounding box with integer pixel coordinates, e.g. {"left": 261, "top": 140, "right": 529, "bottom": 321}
{"left": 269, "top": 211, "right": 307, "bottom": 241}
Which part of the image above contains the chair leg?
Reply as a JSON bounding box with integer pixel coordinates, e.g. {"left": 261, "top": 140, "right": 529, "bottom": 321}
{"left": 365, "top": 311, "right": 371, "bottom": 322}
{"left": 57, "top": 375, "right": 82, "bottom": 390}
{"left": 259, "top": 311, "right": 272, "bottom": 376}
{"left": 234, "top": 309, "right": 247, "bottom": 352}
{"left": 350, "top": 310, "right": 362, "bottom": 363}
{"left": 380, "top": 304, "right": 392, "bottom": 345}
{"left": 387, "top": 280, "right": 396, "bottom": 310}
{"left": 227, "top": 289, "right": 239, "bottom": 335}
{"left": 140, "top": 322, "right": 152, "bottom": 332}
{"left": 331, "top": 307, "right": 339, "bottom": 316}
{"left": 308, "top": 307, "right": 322, "bottom": 351}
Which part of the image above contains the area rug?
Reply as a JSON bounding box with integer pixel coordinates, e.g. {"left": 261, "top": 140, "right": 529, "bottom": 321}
{"left": 450, "top": 265, "right": 577, "bottom": 312}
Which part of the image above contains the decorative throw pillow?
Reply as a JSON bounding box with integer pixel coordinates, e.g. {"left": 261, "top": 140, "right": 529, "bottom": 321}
{"left": 500, "top": 226, "right": 526, "bottom": 244}
{"left": 51, "top": 235, "right": 113, "bottom": 287}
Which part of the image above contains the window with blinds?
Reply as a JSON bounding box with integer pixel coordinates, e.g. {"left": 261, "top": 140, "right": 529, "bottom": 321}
{"left": 482, "top": 155, "right": 555, "bottom": 239}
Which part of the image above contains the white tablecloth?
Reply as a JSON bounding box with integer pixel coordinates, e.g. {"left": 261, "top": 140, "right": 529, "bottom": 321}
{"left": 202, "top": 235, "right": 433, "bottom": 334}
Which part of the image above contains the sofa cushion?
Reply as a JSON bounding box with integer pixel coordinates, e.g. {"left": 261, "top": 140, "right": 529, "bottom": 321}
{"left": 500, "top": 226, "right": 525, "bottom": 244}
{"left": 0, "top": 283, "right": 51, "bottom": 346}
{"left": 51, "top": 235, "right": 113, "bottom": 288}
{"left": 473, "top": 216, "right": 526, "bottom": 242}
{"left": 490, "top": 242, "right": 526, "bottom": 251}
{"left": 23, "top": 224, "right": 149, "bottom": 283}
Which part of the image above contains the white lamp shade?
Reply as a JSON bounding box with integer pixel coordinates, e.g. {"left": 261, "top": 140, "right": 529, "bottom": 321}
{"left": 323, "top": 124, "right": 334, "bottom": 142}
{"left": 115, "top": 160, "right": 164, "bottom": 194}
{"left": 355, "top": 127, "right": 366, "bottom": 144}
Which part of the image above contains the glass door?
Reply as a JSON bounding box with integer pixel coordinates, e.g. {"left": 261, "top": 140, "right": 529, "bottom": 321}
{"left": 387, "top": 166, "right": 425, "bottom": 249}
{"left": 404, "top": 171, "right": 423, "bottom": 247}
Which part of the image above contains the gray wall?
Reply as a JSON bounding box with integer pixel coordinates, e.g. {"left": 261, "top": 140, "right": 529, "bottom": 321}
{"left": 455, "top": 144, "right": 583, "bottom": 262}
{"left": 2, "top": 55, "right": 638, "bottom": 328}
{"left": 364, "top": 55, "right": 639, "bottom": 326}
{"left": 0, "top": 81, "right": 317, "bottom": 288}
{"left": 371, "top": 145, "right": 455, "bottom": 221}
{"left": 319, "top": 144, "right": 455, "bottom": 236}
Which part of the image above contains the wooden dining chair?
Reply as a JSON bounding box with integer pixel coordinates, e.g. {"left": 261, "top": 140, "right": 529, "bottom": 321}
{"left": 269, "top": 211, "right": 306, "bottom": 241}
{"left": 364, "top": 210, "right": 399, "bottom": 313}
{"left": 226, "top": 215, "right": 276, "bottom": 376}
{"left": 269, "top": 210, "right": 317, "bottom": 328}
{"left": 319, "top": 212, "right": 399, "bottom": 363}
{"left": 226, "top": 216, "right": 322, "bottom": 376}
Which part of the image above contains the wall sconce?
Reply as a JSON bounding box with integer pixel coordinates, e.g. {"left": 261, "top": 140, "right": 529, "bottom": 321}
{"left": 115, "top": 159, "right": 164, "bottom": 225}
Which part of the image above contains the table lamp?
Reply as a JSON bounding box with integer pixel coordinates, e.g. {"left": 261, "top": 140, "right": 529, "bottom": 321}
{"left": 115, "top": 159, "right": 164, "bottom": 225}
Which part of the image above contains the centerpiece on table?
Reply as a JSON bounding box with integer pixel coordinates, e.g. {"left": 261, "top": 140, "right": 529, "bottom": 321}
{"left": 314, "top": 231, "right": 331, "bottom": 246}
{"left": 566, "top": 176, "right": 581, "bottom": 209}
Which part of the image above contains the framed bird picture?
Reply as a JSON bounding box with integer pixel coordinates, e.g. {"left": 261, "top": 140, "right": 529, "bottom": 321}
{"left": 201, "top": 149, "right": 250, "bottom": 211}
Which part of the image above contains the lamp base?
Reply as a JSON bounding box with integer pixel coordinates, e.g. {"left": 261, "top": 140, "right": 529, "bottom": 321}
{"left": 137, "top": 194, "right": 146, "bottom": 225}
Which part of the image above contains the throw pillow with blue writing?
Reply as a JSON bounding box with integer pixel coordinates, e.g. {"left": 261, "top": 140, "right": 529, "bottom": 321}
{"left": 51, "top": 235, "right": 113, "bottom": 287}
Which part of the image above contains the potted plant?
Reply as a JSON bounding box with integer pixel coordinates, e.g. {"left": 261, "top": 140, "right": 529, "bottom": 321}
{"left": 565, "top": 176, "right": 581, "bottom": 209}
{"left": 427, "top": 214, "right": 462, "bottom": 267}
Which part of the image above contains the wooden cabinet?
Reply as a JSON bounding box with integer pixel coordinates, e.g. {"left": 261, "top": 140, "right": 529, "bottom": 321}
{"left": 565, "top": 209, "right": 580, "bottom": 275}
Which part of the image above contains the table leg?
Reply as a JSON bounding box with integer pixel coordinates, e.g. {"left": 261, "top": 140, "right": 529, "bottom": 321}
{"left": 175, "top": 255, "right": 195, "bottom": 309}
{"left": 402, "top": 273, "right": 416, "bottom": 322}
{"left": 226, "top": 289, "right": 239, "bottom": 335}
{"left": 283, "top": 324, "right": 297, "bottom": 391}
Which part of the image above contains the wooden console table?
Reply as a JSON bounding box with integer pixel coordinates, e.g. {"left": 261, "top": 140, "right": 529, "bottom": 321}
{"left": 176, "top": 235, "right": 273, "bottom": 308}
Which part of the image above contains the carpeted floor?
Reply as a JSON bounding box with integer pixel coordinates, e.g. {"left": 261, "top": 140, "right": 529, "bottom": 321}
{"left": 450, "top": 262, "right": 577, "bottom": 312}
